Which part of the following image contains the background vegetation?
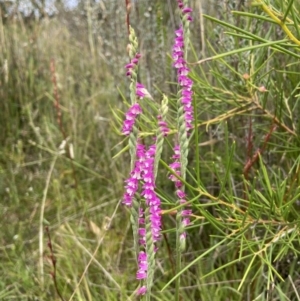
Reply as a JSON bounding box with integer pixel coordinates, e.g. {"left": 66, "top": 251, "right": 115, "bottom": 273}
{"left": 1, "top": 0, "right": 300, "bottom": 300}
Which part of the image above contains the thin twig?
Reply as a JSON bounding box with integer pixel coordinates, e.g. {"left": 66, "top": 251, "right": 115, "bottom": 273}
{"left": 50, "top": 58, "right": 66, "bottom": 139}
{"left": 198, "top": 0, "right": 205, "bottom": 57}
{"left": 39, "top": 156, "right": 57, "bottom": 288}
{"left": 45, "top": 226, "right": 65, "bottom": 301}
{"left": 288, "top": 275, "right": 300, "bottom": 301}
{"left": 125, "top": 0, "right": 130, "bottom": 35}
{"left": 50, "top": 58, "right": 79, "bottom": 190}
{"left": 243, "top": 123, "right": 277, "bottom": 178}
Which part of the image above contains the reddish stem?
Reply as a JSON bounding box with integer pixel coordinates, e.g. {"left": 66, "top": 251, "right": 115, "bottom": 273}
{"left": 246, "top": 117, "right": 253, "bottom": 163}
{"left": 125, "top": 0, "right": 131, "bottom": 35}
{"left": 45, "top": 227, "right": 65, "bottom": 301}
{"left": 50, "top": 59, "right": 66, "bottom": 139}
{"left": 50, "top": 58, "right": 79, "bottom": 190}
{"left": 243, "top": 123, "right": 277, "bottom": 179}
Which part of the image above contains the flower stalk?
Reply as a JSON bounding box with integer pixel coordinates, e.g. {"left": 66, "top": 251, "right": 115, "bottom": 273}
{"left": 124, "top": 26, "right": 142, "bottom": 260}
{"left": 154, "top": 95, "right": 169, "bottom": 178}
{"left": 122, "top": 27, "right": 169, "bottom": 297}
{"left": 171, "top": 1, "right": 193, "bottom": 300}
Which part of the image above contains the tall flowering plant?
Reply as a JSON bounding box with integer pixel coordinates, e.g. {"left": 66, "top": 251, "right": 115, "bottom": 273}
{"left": 121, "top": 1, "right": 193, "bottom": 300}
{"left": 169, "top": 1, "right": 194, "bottom": 299}
{"left": 123, "top": 26, "right": 143, "bottom": 263}
{"left": 121, "top": 27, "right": 169, "bottom": 298}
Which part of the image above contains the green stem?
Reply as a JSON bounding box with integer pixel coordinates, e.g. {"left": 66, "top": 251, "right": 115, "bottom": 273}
{"left": 175, "top": 211, "right": 182, "bottom": 301}
{"left": 127, "top": 26, "right": 140, "bottom": 261}
{"left": 130, "top": 197, "right": 140, "bottom": 260}
{"left": 193, "top": 94, "right": 200, "bottom": 184}
{"left": 175, "top": 1, "right": 191, "bottom": 299}
{"left": 154, "top": 95, "right": 169, "bottom": 178}
{"left": 145, "top": 207, "right": 155, "bottom": 301}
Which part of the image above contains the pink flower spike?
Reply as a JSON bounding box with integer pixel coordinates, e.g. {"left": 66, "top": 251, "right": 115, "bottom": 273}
{"left": 136, "top": 251, "right": 147, "bottom": 280}
{"left": 122, "top": 103, "right": 142, "bottom": 136}
{"left": 158, "top": 120, "right": 169, "bottom": 136}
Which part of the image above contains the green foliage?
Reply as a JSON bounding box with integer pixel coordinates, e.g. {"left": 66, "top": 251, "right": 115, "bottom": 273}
{"left": 160, "top": 1, "right": 300, "bottom": 299}
{"left": 2, "top": 0, "right": 300, "bottom": 300}
{"left": 0, "top": 16, "right": 128, "bottom": 301}
{"left": 120, "top": 0, "right": 300, "bottom": 300}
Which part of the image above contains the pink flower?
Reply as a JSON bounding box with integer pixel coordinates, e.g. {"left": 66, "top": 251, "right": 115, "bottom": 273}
{"left": 122, "top": 144, "right": 145, "bottom": 206}
{"left": 140, "top": 144, "right": 162, "bottom": 242}
{"left": 136, "top": 82, "right": 153, "bottom": 100}
{"left": 172, "top": 24, "right": 194, "bottom": 132}
{"left": 169, "top": 145, "right": 192, "bottom": 239}
{"left": 158, "top": 116, "right": 169, "bottom": 136}
{"left": 136, "top": 251, "right": 147, "bottom": 280}
{"left": 125, "top": 53, "right": 142, "bottom": 77}
{"left": 122, "top": 103, "right": 142, "bottom": 136}
{"left": 137, "top": 285, "right": 147, "bottom": 295}
{"left": 177, "top": 0, "right": 184, "bottom": 9}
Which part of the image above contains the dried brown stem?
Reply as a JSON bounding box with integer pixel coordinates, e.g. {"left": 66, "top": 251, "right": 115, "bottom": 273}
{"left": 45, "top": 226, "right": 65, "bottom": 301}
{"left": 50, "top": 58, "right": 66, "bottom": 139}
{"left": 50, "top": 58, "right": 79, "bottom": 190}
{"left": 125, "top": 0, "right": 131, "bottom": 35}
{"left": 243, "top": 123, "right": 277, "bottom": 179}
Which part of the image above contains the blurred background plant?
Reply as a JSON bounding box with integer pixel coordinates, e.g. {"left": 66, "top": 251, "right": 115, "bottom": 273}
{"left": 1, "top": 0, "right": 300, "bottom": 300}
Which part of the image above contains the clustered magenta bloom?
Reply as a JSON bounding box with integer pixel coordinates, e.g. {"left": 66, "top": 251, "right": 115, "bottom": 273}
{"left": 157, "top": 115, "right": 169, "bottom": 137}
{"left": 125, "top": 53, "right": 141, "bottom": 77}
{"left": 168, "top": 1, "right": 194, "bottom": 245}
{"left": 136, "top": 251, "right": 147, "bottom": 294}
{"left": 138, "top": 208, "right": 146, "bottom": 246}
{"left": 136, "top": 251, "right": 147, "bottom": 280}
{"left": 123, "top": 144, "right": 162, "bottom": 241}
{"left": 122, "top": 103, "right": 142, "bottom": 136}
{"left": 141, "top": 144, "right": 162, "bottom": 242}
{"left": 123, "top": 25, "right": 171, "bottom": 298}
{"left": 122, "top": 83, "right": 153, "bottom": 136}
{"left": 169, "top": 145, "right": 191, "bottom": 239}
{"left": 172, "top": 3, "right": 193, "bottom": 131}
{"left": 177, "top": 0, "right": 193, "bottom": 21}
{"left": 122, "top": 3, "right": 194, "bottom": 297}
{"left": 123, "top": 144, "right": 145, "bottom": 206}
{"left": 122, "top": 143, "right": 162, "bottom": 295}
{"left": 173, "top": 25, "right": 193, "bottom": 130}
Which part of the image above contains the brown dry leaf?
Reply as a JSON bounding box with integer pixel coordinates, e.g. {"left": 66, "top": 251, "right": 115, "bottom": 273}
{"left": 89, "top": 220, "right": 102, "bottom": 238}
